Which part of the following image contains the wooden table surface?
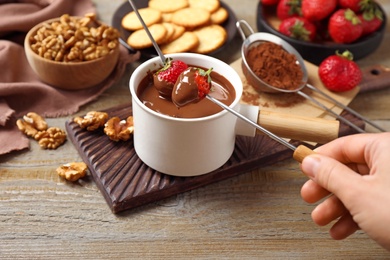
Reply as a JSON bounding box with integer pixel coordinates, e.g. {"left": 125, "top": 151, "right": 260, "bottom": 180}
{"left": 1, "top": 0, "right": 390, "bottom": 258}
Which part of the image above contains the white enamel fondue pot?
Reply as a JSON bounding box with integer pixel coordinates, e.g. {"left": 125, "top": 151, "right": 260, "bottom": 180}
{"left": 130, "top": 53, "right": 255, "bottom": 177}
{"left": 129, "top": 53, "right": 339, "bottom": 177}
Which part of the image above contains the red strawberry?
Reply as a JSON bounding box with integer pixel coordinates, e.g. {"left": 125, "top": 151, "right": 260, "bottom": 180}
{"left": 318, "top": 50, "right": 362, "bottom": 92}
{"left": 359, "top": 14, "right": 383, "bottom": 36}
{"left": 171, "top": 67, "right": 213, "bottom": 107}
{"left": 279, "top": 17, "right": 317, "bottom": 41}
{"left": 339, "top": 0, "right": 363, "bottom": 13}
{"left": 261, "top": 0, "right": 280, "bottom": 6}
{"left": 153, "top": 58, "right": 188, "bottom": 98}
{"left": 328, "top": 9, "right": 363, "bottom": 43}
{"left": 301, "top": 0, "right": 337, "bottom": 21}
{"left": 358, "top": 5, "right": 383, "bottom": 36}
{"left": 339, "top": 0, "right": 379, "bottom": 13}
{"left": 195, "top": 67, "right": 213, "bottom": 99}
{"left": 276, "top": 0, "right": 302, "bottom": 20}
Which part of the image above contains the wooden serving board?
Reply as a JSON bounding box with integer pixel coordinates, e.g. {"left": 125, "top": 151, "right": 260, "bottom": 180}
{"left": 65, "top": 103, "right": 363, "bottom": 213}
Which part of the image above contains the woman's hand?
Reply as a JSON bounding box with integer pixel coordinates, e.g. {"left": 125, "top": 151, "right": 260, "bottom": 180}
{"left": 300, "top": 132, "right": 390, "bottom": 251}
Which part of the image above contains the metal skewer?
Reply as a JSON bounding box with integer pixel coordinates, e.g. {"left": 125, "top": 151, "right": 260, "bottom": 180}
{"left": 127, "top": 0, "right": 166, "bottom": 63}
{"left": 206, "top": 96, "right": 296, "bottom": 151}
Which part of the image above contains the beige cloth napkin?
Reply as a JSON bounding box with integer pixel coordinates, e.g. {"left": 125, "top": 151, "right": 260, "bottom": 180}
{"left": 0, "top": 0, "right": 140, "bottom": 155}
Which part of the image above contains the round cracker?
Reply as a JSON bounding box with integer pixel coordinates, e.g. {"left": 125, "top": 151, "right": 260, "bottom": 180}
{"left": 171, "top": 8, "right": 211, "bottom": 29}
{"left": 121, "top": 8, "right": 162, "bottom": 31}
{"left": 149, "top": 0, "right": 189, "bottom": 13}
{"left": 188, "top": 0, "right": 220, "bottom": 13}
{"left": 127, "top": 24, "right": 167, "bottom": 49}
{"left": 211, "top": 7, "right": 229, "bottom": 24}
{"left": 162, "top": 12, "right": 173, "bottom": 22}
{"left": 161, "top": 31, "right": 199, "bottom": 54}
{"left": 170, "top": 24, "right": 185, "bottom": 41}
{"left": 192, "top": 24, "right": 227, "bottom": 54}
{"left": 161, "top": 22, "right": 175, "bottom": 43}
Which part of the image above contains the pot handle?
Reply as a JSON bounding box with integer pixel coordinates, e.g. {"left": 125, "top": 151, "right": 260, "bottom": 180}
{"left": 257, "top": 109, "right": 339, "bottom": 144}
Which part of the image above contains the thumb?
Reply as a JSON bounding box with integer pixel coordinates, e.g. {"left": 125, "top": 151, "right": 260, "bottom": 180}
{"left": 301, "top": 154, "right": 364, "bottom": 202}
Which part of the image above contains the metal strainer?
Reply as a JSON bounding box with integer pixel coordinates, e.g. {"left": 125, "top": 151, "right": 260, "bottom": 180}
{"left": 237, "top": 20, "right": 385, "bottom": 133}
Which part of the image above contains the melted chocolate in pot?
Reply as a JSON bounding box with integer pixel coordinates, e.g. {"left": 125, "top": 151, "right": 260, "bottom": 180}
{"left": 137, "top": 69, "right": 236, "bottom": 118}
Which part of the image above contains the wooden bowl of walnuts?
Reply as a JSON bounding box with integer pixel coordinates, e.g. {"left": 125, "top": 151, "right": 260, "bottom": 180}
{"left": 256, "top": 1, "right": 386, "bottom": 65}
{"left": 24, "top": 14, "right": 120, "bottom": 90}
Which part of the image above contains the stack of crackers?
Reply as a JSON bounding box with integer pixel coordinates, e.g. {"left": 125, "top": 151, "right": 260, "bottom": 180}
{"left": 121, "top": 0, "right": 229, "bottom": 54}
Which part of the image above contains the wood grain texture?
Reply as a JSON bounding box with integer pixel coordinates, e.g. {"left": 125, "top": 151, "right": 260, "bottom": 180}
{"left": 1, "top": 0, "right": 390, "bottom": 258}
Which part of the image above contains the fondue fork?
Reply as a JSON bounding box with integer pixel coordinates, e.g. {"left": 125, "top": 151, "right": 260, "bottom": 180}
{"left": 127, "top": 0, "right": 166, "bottom": 64}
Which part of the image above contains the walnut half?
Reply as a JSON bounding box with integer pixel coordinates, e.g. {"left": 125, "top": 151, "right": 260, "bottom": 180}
{"left": 104, "top": 116, "right": 134, "bottom": 141}
{"left": 73, "top": 111, "right": 109, "bottom": 131}
{"left": 56, "top": 162, "right": 88, "bottom": 182}
{"left": 16, "top": 112, "right": 48, "bottom": 138}
{"left": 35, "top": 127, "right": 67, "bottom": 149}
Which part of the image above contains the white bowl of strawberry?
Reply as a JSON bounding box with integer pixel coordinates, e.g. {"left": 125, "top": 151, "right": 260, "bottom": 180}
{"left": 256, "top": 0, "right": 387, "bottom": 65}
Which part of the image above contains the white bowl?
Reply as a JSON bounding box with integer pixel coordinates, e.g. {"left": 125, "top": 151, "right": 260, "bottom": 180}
{"left": 129, "top": 53, "right": 257, "bottom": 177}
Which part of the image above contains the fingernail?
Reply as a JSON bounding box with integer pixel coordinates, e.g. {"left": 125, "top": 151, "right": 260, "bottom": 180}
{"left": 302, "top": 155, "right": 321, "bottom": 179}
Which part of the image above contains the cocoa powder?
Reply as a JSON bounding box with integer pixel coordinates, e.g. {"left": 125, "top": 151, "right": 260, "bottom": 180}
{"left": 246, "top": 42, "right": 304, "bottom": 90}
